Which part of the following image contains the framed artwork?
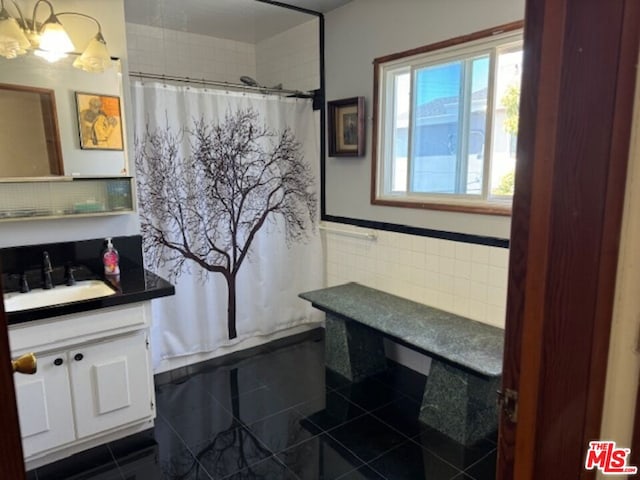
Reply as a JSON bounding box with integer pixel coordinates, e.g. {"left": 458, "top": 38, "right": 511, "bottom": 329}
{"left": 328, "top": 96, "right": 365, "bottom": 157}
{"left": 75, "top": 92, "right": 124, "bottom": 150}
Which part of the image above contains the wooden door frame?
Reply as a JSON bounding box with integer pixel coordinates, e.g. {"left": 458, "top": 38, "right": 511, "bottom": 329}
{"left": 0, "top": 270, "right": 26, "bottom": 478}
{"left": 0, "top": 1, "right": 638, "bottom": 479}
{"left": 498, "top": 0, "right": 640, "bottom": 479}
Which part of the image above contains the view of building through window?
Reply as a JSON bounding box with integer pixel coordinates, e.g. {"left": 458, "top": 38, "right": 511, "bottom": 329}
{"left": 375, "top": 28, "right": 523, "bottom": 210}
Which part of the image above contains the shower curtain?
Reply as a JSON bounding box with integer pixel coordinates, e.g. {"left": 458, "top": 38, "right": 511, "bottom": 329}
{"left": 131, "top": 81, "right": 324, "bottom": 369}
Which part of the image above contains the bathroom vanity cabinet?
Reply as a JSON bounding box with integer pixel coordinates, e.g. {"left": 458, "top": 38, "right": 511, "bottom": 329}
{"left": 9, "top": 301, "right": 155, "bottom": 470}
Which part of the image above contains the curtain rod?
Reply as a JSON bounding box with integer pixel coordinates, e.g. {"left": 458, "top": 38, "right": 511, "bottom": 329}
{"left": 128, "top": 71, "right": 314, "bottom": 98}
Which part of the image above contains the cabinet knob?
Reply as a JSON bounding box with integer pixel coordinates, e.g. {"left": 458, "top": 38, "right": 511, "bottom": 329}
{"left": 54, "top": 358, "right": 64, "bottom": 366}
{"left": 74, "top": 353, "right": 84, "bottom": 362}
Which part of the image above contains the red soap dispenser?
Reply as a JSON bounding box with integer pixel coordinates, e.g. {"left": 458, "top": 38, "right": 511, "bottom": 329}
{"left": 103, "top": 237, "right": 120, "bottom": 276}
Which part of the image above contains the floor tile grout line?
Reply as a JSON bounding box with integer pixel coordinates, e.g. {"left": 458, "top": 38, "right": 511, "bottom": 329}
{"left": 208, "top": 382, "right": 270, "bottom": 402}
{"left": 205, "top": 381, "right": 315, "bottom": 429}
{"left": 160, "top": 404, "right": 296, "bottom": 479}
{"left": 461, "top": 448, "right": 496, "bottom": 477}
{"left": 365, "top": 400, "right": 496, "bottom": 474}
{"left": 451, "top": 472, "right": 471, "bottom": 480}
{"left": 269, "top": 454, "right": 304, "bottom": 480}
{"left": 363, "top": 460, "right": 392, "bottom": 480}
{"left": 361, "top": 437, "right": 466, "bottom": 480}
{"left": 367, "top": 408, "right": 468, "bottom": 472}
{"left": 105, "top": 443, "right": 126, "bottom": 480}
{"left": 218, "top": 453, "right": 294, "bottom": 480}
{"left": 156, "top": 412, "right": 221, "bottom": 480}
{"left": 405, "top": 431, "right": 479, "bottom": 473}
{"left": 301, "top": 407, "right": 370, "bottom": 435}
{"left": 330, "top": 386, "right": 400, "bottom": 414}
{"left": 234, "top": 400, "right": 310, "bottom": 428}
{"left": 367, "top": 405, "right": 423, "bottom": 440}
{"left": 333, "top": 465, "right": 374, "bottom": 480}
{"left": 322, "top": 424, "right": 423, "bottom": 469}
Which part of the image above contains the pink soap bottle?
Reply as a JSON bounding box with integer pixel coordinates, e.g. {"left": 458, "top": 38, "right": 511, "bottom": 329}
{"left": 103, "top": 237, "right": 120, "bottom": 276}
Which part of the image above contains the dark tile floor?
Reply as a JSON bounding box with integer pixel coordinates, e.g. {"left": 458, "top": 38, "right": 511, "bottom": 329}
{"left": 28, "top": 330, "right": 497, "bottom": 480}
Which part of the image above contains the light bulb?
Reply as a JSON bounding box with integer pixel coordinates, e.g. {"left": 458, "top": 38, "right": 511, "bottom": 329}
{"left": 37, "top": 14, "right": 74, "bottom": 58}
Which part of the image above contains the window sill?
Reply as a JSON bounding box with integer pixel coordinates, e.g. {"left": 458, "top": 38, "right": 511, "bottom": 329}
{"left": 371, "top": 197, "right": 512, "bottom": 216}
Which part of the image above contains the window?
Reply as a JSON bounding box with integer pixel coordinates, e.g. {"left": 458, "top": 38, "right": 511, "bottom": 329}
{"left": 372, "top": 23, "right": 523, "bottom": 215}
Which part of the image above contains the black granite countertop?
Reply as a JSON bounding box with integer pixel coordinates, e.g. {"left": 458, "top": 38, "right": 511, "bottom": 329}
{"left": 299, "top": 282, "right": 504, "bottom": 377}
{"left": 1, "top": 235, "right": 175, "bottom": 325}
{"left": 5, "top": 267, "right": 175, "bottom": 325}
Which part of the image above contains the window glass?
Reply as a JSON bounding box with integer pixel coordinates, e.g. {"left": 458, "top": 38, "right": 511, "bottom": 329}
{"left": 490, "top": 48, "right": 523, "bottom": 197}
{"left": 392, "top": 71, "right": 410, "bottom": 192}
{"left": 411, "top": 60, "right": 462, "bottom": 194}
{"left": 372, "top": 24, "right": 523, "bottom": 214}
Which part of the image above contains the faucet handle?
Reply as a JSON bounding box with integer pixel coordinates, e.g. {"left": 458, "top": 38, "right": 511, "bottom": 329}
{"left": 42, "top": 251, "right": 52, "bottom": 272}
{"left": 64, "top": 264, "right": 76, "bottom": 286}
{"left": 19, "top": 273, "right": 30, "bottom": 293}
{"left": 42, "top": 251, "right": 53, "bottom": 289}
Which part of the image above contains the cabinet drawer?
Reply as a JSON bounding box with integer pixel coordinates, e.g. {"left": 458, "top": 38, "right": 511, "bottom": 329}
{"left": 9, "top": 302, "right": 149, "bottom": 354}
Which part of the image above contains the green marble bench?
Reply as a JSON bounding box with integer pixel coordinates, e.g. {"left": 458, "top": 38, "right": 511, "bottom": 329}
{"left": 299, "top": 282, "right": 504, "bottom": 446}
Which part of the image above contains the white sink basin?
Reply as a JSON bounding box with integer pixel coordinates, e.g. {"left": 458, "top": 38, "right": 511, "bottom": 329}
{"left": 4, "top": 280, "right": 116, "bottom": 313}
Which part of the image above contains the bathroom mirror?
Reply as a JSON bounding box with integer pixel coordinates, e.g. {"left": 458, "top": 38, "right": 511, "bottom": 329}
{"left": 0, "top": 83, "right": 64, "bottom": 178}
{"left": 0, "top": 54, "right": 129, "bottom": 178}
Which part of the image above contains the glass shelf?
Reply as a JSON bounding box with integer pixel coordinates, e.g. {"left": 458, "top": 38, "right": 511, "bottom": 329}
{"left": 0, "top": 177, "right": 134, "bottom": 221}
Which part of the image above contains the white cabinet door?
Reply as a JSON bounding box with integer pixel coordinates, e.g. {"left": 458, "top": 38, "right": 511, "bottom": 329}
{"left": 69, "top": 332, "right": 153, "bottom": 439}
{"left": 14, "top": 352, "right": 75, "bottom": 458}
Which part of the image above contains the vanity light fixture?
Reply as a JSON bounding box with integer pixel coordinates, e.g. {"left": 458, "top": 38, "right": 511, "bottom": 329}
{"left": 0, "top": 0, "right": 112, "bottom": 72}
{"left": 0, "top": 0, "right": 30, "bottom": 58}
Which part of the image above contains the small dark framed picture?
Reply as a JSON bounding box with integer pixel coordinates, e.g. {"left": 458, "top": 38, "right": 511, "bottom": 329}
{"left": 328, "top": 96, "right": 365, "bottom": 157}
{"left": 75, "top": 92, "right": 124, "bottom": 150}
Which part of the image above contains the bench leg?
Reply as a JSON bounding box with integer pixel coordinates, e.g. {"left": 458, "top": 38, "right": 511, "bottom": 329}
{"left": 324, "top": 313, "right": 387, "bottom": 382}
{"left": 419, "top": 359, "right": 499, "bottom": 445}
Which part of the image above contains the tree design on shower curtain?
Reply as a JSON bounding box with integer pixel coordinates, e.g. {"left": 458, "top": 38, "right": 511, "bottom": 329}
{"left": 136, "top": 108, "right": 317, "bottom": 339}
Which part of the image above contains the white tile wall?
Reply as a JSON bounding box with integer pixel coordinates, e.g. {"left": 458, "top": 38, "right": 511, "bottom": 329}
{"left": 256, "top": 18, "right": 320, "bottom": 93}
{"left": 323, "top": 222, "right": 509, "bottom": 329}
{"left": 126, "top": 23, "right": 256, "bottom": 84}
{"left": 126, "top": 20, "right": 319, "bottom": 93}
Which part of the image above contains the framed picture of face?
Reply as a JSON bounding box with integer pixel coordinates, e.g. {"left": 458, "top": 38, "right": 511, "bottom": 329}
{"left": 75, "top": 92, "right": 124, "bottom": 150}
{"left": 328, "top": 96, "right": 365, "bottom": 157}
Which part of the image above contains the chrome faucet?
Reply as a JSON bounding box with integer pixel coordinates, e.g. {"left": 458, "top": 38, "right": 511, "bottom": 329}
{"left": 42, "top": 251, "right": 53, "bottom": 289}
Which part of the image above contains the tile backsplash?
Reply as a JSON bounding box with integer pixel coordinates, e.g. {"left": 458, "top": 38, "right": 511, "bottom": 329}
{"left": 323, "top": 222, "right": 509, "bottom": 329}
{"left": 126, "top": 23, "right": 256, "bottom": 84}
{"left": 256, "top": 18, "right": 320, "bottom": 93}
{"left": 126, "top": 19, "right": 320, "bottom": 94}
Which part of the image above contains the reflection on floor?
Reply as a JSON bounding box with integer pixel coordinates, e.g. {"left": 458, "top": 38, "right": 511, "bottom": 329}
{"left": 28, "top": 329, "right": 497, "bottom": 480}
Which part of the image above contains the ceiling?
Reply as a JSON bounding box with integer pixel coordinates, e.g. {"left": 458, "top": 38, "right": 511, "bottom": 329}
{"left": 124, "top": 0, "right": 353, "bottom": 43}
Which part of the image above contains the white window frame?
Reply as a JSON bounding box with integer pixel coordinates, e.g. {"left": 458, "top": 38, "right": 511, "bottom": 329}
{"left": 371, "top": 24, "right": 524, "bottom": 215}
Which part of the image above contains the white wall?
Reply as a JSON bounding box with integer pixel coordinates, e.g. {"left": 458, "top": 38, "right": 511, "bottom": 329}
{"left": 324, "top": 0, "right": 524, "bottom": 237}
{"left": 598, "top": 50, "right": 640, "bottom": 463}
{"left": 0, "top": 0, "right": 139, "bottom": 248}
{"left": 256, "top": 18, "right": 320, "bottom": 93}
